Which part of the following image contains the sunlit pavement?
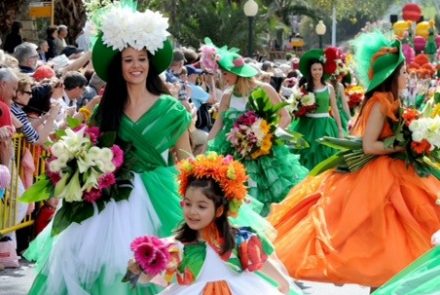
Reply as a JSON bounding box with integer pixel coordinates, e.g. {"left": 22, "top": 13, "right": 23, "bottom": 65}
{"left": 0, "top": 259, "right": 372, "bottom": 295}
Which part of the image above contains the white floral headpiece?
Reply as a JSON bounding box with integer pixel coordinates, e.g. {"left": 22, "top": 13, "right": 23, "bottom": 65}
{"left": 97, "top": 4, "right": 170, "bottom": 53}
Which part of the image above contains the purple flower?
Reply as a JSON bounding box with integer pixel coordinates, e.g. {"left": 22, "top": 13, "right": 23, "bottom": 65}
{"left": 130, "top": 236, "right": 171, "bottom": 276}
{"left": 111, "top": 145, "right": 124, "bottom": 169}
{"left": 134, "top": 243, "right": 156, "bottom": 267}
{"left": 98, "top": 173, "right": 116, "bottom": 190}
{"left": 83, "top": 189, "right": 102, "bottom": 203}
{"left": 46, "top": 170, "right": 61, "bottom": 184}
{"left": 85, "top": 127, "right": 101, "bottom": 144}
{"left": 143, "top": 249, "right": 169, "bottom": 276}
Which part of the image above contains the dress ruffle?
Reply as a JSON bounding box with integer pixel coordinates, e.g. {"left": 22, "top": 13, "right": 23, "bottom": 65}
{"left": 209, "top": 109, "right": 308, "bottom": 216}
{"left": 268, "top": 152, "right": 440, "bottom": 287}
{"left": 373, "top": 246, "right": 440, "bottom": 294}
{"left": 289, "top": 116, "right": 339, "bottom": 170}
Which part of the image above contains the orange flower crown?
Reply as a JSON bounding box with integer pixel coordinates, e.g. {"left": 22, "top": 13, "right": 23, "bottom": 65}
{"left": 178, "top": 152, "right": 248, "bottom": 217}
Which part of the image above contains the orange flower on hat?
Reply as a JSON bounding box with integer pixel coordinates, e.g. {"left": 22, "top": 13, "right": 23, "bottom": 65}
{"left": 178, "top": 152, "right": 248, "bottom": 217}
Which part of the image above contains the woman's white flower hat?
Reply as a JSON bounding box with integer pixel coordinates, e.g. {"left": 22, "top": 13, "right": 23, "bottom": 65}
{"left": 89, "top": 0, "right": 173, "bottom": 81}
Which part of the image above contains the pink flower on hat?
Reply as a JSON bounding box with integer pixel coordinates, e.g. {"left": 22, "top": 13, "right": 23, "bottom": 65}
{"left": 233, "top": 57, "right": 245, "bottom": 67}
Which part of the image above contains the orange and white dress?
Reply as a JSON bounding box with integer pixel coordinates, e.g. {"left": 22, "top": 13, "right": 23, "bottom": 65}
{"left": 268, "top": 92, "right": 440, "bottom": 287}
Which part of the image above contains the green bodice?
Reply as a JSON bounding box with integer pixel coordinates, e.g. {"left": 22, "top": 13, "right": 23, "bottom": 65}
{"left": 313, "top": 86, "right": 331, "bottom": 113}
{"left": 118, "top": 95, "right": 191, "bottom": 172}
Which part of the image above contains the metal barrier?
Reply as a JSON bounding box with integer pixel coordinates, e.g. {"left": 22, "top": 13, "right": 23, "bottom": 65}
{"left": 0, "top": 134, "right": 46, "bottom": 235}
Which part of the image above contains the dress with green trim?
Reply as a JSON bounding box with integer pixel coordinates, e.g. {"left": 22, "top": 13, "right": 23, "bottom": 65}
{"left": 160, "top": 227, "right": 303, "bottom": 295}
{"left": 24, "top": 95, "right": 191, "bottom": 295}
{"left": 209, "top": 89, "right": 308, "bottom": 216}
{"left": 373, "top": 246, "right": 440, "bottom": 295}
{"left": 336, "top": 88, "right": 350, "bottom": 134}
{"left": 288, "top": 86, "right": 339, "bottom": 170}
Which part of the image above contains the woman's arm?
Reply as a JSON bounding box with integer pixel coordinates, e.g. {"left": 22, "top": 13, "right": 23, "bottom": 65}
{"left": 259, "top": 82, "right": 291, "bottom": 128}
{"left": 260, "top": 257, "right": 290, "bottom": 294}
{"left": 328, "top": 84, "right": 343, "bottom": 137}
{"left": 363, "top": 102, "right": 403, "bottom": 155}
{"left": 207, "top": 91, "right": 231, "bottom": 141}
{"left": 175, "top": 130, "right": 193, "bottom": 160}
{"left": 35, "top": 104, "right": 60, "bottom": 145}
{"left": 339, "top": 83, "right": 352, "bottom": 119}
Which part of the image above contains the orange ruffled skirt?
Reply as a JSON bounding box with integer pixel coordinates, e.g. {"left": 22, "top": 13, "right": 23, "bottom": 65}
{"left": 268, "top": 156, "right": 440, "bottom": 287}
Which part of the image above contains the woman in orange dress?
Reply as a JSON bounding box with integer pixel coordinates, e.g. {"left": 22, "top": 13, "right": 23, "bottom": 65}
{"left": 267, "top": 32, "right": 440, "bottom": 289}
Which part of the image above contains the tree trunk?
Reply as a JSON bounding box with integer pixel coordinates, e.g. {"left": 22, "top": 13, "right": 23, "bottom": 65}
{"left": 0, "top": 0, "right": 26, "bottom": 40}
{"left": 54, "top": 0, "right": 87, "bottom": 43}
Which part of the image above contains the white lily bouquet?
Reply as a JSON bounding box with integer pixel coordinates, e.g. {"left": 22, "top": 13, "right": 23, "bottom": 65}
{"left": 21, "top": 120, "right": 133, "bottom": 235}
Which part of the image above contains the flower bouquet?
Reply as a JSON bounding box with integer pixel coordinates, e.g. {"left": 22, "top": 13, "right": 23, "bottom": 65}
{"left": 20, "top": 118, "right": 134, "bottom": 236}
{"left": 227, "top": 88, "right": 307, "bottom": 160}
{"left": 287, "top": 86, "right": 317, "bottom": 118}
{"left": 311, "top": 107, "right": 440, "bottom": 188}
{"left": 345, "top": 85, "right": 365, "bottom": 114}
{"left": 123, "top": 235, "right": 180, "bottom": 287}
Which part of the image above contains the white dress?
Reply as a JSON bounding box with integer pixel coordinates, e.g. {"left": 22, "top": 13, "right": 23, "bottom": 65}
{"left": 161, "top": 245, "right": 286, "bottom": 295}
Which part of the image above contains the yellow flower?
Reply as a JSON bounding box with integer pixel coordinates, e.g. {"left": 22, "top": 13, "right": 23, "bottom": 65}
{"left": 261, "top": 134, "right": 273, "bottom": 153}
{"left": 260, "top": 120, "right": 270, "bottom": 135}
{"left": 227, "top": 166, "right": 236, "bottom": 180}
{"left": 431, "top": 104, "right": 440, "bottom": 118}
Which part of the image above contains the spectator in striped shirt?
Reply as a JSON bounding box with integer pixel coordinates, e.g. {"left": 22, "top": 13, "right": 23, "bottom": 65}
{"left": 11, "top": 74, "right": 59, "bottom": 145}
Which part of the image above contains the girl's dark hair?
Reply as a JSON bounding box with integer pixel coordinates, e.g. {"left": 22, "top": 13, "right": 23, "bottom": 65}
{"left": 306, "top": 59, "right": 326, "bottom": 93}
{"left": 356, "top": 62, "right": 404, "bottom": 120}
{"left": 95, "top": 50, "right": 170, "bottom": 132}
{"left": 175, "top": 177, "right": 236, "bottom": 255}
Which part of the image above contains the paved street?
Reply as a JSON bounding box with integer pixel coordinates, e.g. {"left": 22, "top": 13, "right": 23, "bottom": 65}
{"left": 0, "top": 259, "right": 371, "bottom": 295}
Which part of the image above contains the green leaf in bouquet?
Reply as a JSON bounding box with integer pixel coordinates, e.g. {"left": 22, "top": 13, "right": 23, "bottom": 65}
{"left": 247, "top": 88, "right": 288, "bottom": 125}
{"left": 100, "top": 131, "right": 117, "bottom": 147}
{"left": 309, "top": 151, "right": 349, "bottom": 176}
{"left": 317, "top": 136, "right": 363, "bottom": 150}
{"left": 51, "top": 201, "right": 94, "bottom": 236}
{"left": 383, "top": 136, "right": 397, "bottom": 150}
{"left": 66, "top": 116, "right": 82, "bottom": 129}
{"left": 343, "top": 151, "right": 377, "bottom": 172}
{"left": 54, "top": 128, "right": 67, "bottom": 139}
{"left": 275, "top": 128, "right": 309, "bottom": 149}
{"left": 434, "top": 92, "right": 440, "bottom": 104}
{"left": 54, "top": 173, "right": 71, "bottom": 198}
{"left": 19, "top": 176, "right": 54, "bottom": 203}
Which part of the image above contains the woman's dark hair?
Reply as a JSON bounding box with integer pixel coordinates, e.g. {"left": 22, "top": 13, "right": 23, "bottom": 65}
{"left": 46, "top": 26, "right": 58, "bottom": 38}
{"left": 11, "top": 22, "right": 22, "bottom": 34}
{"left": 352, "top": 62, "right": 404, "bottom": 130}
{"left": 305, "top": 59, "right": 326, "bottom": 93}
{"left": 23, "top": 84, "right": 53, "bottom": 115}
{"left": 175, "top": 177, "right": 236, "bottom": 255}
{"left": 95, "top": 50, "right": 170, "bottom": 132}
{"left": 357, "top": 62, "right": 404, "bottom": 118}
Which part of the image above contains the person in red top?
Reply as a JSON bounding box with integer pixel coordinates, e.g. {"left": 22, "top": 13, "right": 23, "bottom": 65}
{"left": 34, "top": 198, "right": 59, "bottom": 235}
{"left": 0, "top": 68, "right": 18, "bottom": 165}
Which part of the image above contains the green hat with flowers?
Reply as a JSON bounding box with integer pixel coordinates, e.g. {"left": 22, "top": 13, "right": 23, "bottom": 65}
{"left": 88, "top": 0, "right": 173, "bottom": 82}
{"left": 352, "top": 32, "right": 405, "bottom": 94}
{"left": 299, "top": 47, "right": 341, "bottom": 79}
{"left": 299, "top": 49, "right": 324, "bottom": 77}
{"left": 203, "top": 37, "right": 258, "bottom": 78}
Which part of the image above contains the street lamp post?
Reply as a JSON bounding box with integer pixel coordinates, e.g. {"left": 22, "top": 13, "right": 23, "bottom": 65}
{"left": 315, "top": 20, "right": 327, "bottom": 49}
{"left": 243, "top": 0, "right": 259, "bottom": 57}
